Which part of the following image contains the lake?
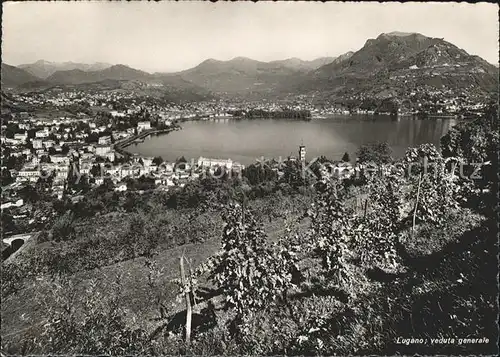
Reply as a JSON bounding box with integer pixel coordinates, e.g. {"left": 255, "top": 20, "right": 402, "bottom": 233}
{"left": 127, "top": 115, "right": 458, "bottom": 165}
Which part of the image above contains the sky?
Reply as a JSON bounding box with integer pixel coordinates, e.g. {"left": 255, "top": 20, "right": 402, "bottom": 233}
{"left": 2, "top": 1, "right": 498, "bottom": 73}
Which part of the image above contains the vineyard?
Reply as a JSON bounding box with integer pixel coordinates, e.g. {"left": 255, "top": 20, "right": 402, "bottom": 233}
{"left": 1, "top": 104, "right": 498, "bottom": 355}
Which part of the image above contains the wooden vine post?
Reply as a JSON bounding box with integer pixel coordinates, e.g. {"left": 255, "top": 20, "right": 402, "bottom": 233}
{"left": 179, "top": 256, "right": 192, "bottom": 347}
{"left": 187, "top": 259, "right": 198, "bottom": 307}
{"left": 412, "top": 173, "right": 423, "bottom": 237}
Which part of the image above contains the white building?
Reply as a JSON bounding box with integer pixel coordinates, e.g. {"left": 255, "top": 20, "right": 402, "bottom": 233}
{"left": 43, "top": 140, "right": 56, "bottom": 148}
{"left": 83, "top": 155, "right": 96, "bottom": 165}
{"left": 110, "top": 110, "right": 126, "bottom": 118}
{"left": 52, "top": 183, "right": 65, "bottom": 200}
{"left": 155, "top": 177, "right": 175, "bottom": 187}
{"left": 98, "top": 136, "right": 112, "bottom": 145}
{"left": 35, "top": 129, "right": 50, "bottom": 138}
{"left": 14, "top": 133, "right": 28, "bottom": 142}
{"left": 17, "top": 166, "right": 40, "bottom": 182}
{"left": 1, "top": 199, "right": 24, "bottom": 210}
{"left": 332, "top": 162, "right": 355, "bottom": 179}
{"left": 120, "top": 166, "right": 138, "bottom": 179}
{"left": 114, "top": 183, "right": 128, "bottom": 192}
{"left": 55, "top": 168, "right": 69, "bottom": 179}
{"left": 112, "top": 131, "right": 129, "bottom": 140}
{"left": 197, "top": 157, "right": 233, "bottom": 170}
{"left": 104, "top": 152, "right": 115, "bottom": 162}
{"left": 80, "top": 162, "right": 92, "bottom": 175}
{"left": 95, "top": 145, "right": 112, "bottom": 156}
{"left": 137, "top": 121, "right": 151, "bottom": 132}
{"left": 32, "top": 139, "right": 44, "bottom": 149}
{"left": 50, "top": 155, "right": 70, "bottom": 165}
{"left": 142, "top": 157, "right": 153, "bottom": 167}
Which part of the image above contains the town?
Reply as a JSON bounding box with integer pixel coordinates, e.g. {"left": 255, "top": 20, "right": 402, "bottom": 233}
{"left": 1, "top": 80, "right": 493, "bottom": 239}
{"left": 2, "top": 1, "right": 498, "bottom": 356}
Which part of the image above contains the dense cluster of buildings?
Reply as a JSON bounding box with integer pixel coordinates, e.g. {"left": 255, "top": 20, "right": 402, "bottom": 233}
{"left": 8, "top": 83, "right": 491, "bottom": 124}
{"left": 2, "top": 82, "right": 491, "bottom": 239}
{"left": 1, "top": 110, "right": 248, "bottom": 195}
{"left": 1, "top": 97, "right": 251, "bottom": 236}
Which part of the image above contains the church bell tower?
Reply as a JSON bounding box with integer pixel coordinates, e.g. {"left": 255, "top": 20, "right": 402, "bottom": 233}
{"left": 299, "top": 145, "right": 306, "bottom": 163}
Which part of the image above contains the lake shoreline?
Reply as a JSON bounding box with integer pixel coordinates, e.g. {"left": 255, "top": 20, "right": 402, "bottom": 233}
{"left": 125, "top": 115, "right": 458, "bottom": 166}
{"left": 114, "top": 126, "right": 180, "bottom": 157}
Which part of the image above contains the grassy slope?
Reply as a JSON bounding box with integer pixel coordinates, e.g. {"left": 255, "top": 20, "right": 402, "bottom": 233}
{"left": 1, "top": 195, "right": 497, "bottom": 355}
{"left": 0, "top": 195, "right": 310, "bottom": 346}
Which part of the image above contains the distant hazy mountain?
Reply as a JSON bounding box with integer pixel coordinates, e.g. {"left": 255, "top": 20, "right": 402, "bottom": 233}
{"left": 169, "top": 54, "right": 358, "bottom": 96}
{"left": 46, "top": 64, "right": 152, "bottom": 85}
{"left": 268, "top": 57, "right": 336, "bottom": 71}
{"left": 18, "top": 60, "right": 112, "bottom": 79}
{"left": 19, "top": 64, "right": 212, "bottom": 102}
{"left": 175, "top": 56, "right": 304, "bottom": 95}
{"left": 1, "top": 63, "right": 44, "bottom": 88}
{"left": 330, "top": 51, "right": 355, "bottom": 65}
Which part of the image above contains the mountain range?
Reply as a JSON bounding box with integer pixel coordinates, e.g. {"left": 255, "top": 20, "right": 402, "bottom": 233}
{"left": 302, "top": 32, "right": 498, "bottom": 100}
{"left": 2, "top": 32, "right": 498, "bottom": 101}
{"left": 18, "top": 60, "right": 113, "bottom": 79}
{"left": 269, "top": 57, "right": 339, "bottom": 72}
{"left": 45, "top": 64, "right": 152, "bottom": 85}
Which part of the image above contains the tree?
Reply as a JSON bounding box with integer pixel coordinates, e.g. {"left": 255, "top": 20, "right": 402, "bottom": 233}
{"left": 51, "top": 210, "right": 76, "bottom": 242}
{"left": 36, "top": 171, "right": 55, "bottom": 194}
{"left": 1, "top": 212, "right": 16, "bottom": 233}
{"left": 61, "top": 144, "right": 70, "bottom": 155}
{"left": 176, "top": 156, "right": 187, "bottom": 164}
{"left": 356, "top": 142, "right": 392, "bottom": 164}
{"left": 90, "top": 164, "right": 101, "bottom": 178}
{"left": 152, "top": 156, "right": 164, "bottom": 166}
{"left": 401, "top": 144, "right": 460, "bottom": 227}
{"left": 243, "top": 162, "right": 278, "bottom": 186}
{"left": 440, "top": 103, "right": 498, "bottom": 195}
{"left": 341, "top": 152, "right": 351, "bottom": 163}
{"left": 355, "top": 176, "right": 402, "bottom": 271}
{"left": 123, "top": 213, "right": 146, "bottom": 259}
{"left": 1, "top": 168, "right": 13, "bottom": 186}
{"left": 281, "top": 159, "right": 311, "bottom": 190}
{"left": 40, "top": 155, "right": 51, "bottom": 163}
{"left": 443, "top": 103, "right": 498, "bottom": 163}
{"left": 206, "top": 203, "right": 297, "bottom": 332}
{"left": 376, "top": 98, "right": 399, "bottom": 116}
{"left": 18, "top": 184, "right": 40, "bottom": 203}
{"left": 309, "top": 180, "right": 352, "bottom": 285}
{"left": 73, "top": 174, "right": 91, "bottom": 194}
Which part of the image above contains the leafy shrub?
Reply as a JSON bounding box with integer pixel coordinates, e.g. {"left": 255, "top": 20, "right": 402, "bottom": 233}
{"left": 357, "top": 142, "right": 393, "bottom": 164}
{"left": 209, "top": 204, "right": 297, "bottom": 322}
{"left": 400, "top": 208, "right": 484, "bottom": 258}
{"left": 51, "top": 210, "right": 76, "bottom": 242}
{"left": 30, "top": 275, "right": 151, "bottom": 355}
